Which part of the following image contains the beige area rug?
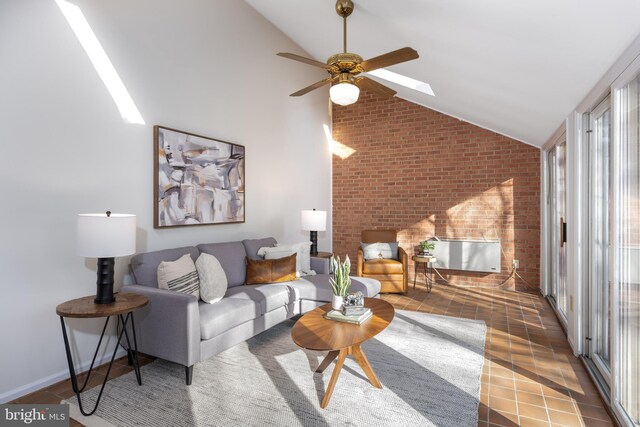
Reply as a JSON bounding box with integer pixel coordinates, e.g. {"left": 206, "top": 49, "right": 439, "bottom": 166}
{"left": 66, "top": 310, "right": 486, "bottom": 427}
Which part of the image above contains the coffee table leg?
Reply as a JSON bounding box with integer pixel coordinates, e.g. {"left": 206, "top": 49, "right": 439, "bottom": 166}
{"left": 352, "top": 344, "right": 382, "bottom": 388}
{"left": 321, "top": 349, "right": 348, "bottom": 409}
{"left": 316, "top": 350, "right": 339, "bottom": 373}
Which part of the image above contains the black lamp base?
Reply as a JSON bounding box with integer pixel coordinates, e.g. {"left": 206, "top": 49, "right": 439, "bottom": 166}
{"left": 310, "top": 230, "right": 318, "bottom": 256}
{"left": 95, "top": 257, "right": 115, "bottom": 304}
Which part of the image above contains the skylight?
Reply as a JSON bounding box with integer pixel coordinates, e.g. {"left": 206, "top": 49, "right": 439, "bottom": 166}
{"left": 55, "top": 0, "right": 145, "bottom": 125}
{"left": 367, "top": 69, "right": 435, "bottom": 97}
{"left": 323, "top": 125, "right": 355, "bottom": 159}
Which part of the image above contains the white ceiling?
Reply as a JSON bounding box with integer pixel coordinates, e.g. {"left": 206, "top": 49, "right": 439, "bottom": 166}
{"left": 245, "top": 0, "right": 640, "bottom": 147}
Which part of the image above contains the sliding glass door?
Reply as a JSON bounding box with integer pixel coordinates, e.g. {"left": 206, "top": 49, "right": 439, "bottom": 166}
{"left": 613, "top": 71, "right": 640, "bottom": 426}
{"left": 547, "top": 139, "right": 568, "bottom": 321}
{"left": 587, "top": 96, "right": 612, "bottom": 384}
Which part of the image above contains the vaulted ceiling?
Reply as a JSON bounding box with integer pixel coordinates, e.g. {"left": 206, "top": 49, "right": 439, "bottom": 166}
{"left": 246, "top": 0, "right": 640, "bottom": 147}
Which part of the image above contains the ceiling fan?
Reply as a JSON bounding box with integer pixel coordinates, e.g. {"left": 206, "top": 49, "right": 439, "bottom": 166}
{"left": 277, "top": 0, "right": 419, "bottom": 106}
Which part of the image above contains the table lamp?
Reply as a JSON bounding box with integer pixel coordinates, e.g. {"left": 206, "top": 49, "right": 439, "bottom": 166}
{"left": 77, "top": 211, "right": 137, "bottom": 304}
{"left": 301, "top": 209, "right": 327, "bottom": 256}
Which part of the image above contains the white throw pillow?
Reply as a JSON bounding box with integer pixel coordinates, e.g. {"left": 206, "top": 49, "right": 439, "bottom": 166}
{"left": 361, "top": 242, "right": 399, "bottom": 261}
{"left": 258, "top": 242, "right": 315, "bottom": 277}
{"left": 157, "top": 254, "right": 200, "bottom": 298}
{"left": 196, "top": 253, "right": 228, "bottom": 304}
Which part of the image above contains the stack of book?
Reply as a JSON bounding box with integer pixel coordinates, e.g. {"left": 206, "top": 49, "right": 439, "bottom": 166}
{"left": 324, "top": 307, "right": 372, "bottom": 325}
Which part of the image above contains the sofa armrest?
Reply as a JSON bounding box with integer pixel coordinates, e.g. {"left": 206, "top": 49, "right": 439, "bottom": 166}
{"left": 310, "top": 256, "right": 330, "bottom": 275}
{"left": 122, "top": 285, "right": 200, "bottom": 367}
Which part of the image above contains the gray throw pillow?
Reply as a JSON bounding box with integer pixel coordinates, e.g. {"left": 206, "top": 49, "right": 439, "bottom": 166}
{"left": 361, "top": 242, "right": 399, "bottom": 260}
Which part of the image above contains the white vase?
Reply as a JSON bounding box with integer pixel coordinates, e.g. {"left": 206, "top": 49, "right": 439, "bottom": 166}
{"left": 331, "top": 294, "right": 343, "bottom": 311}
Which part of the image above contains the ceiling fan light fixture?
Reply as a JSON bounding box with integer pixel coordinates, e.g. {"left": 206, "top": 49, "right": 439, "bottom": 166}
{"left": 330, "top": 82, "right": 360, "bottom": 106}
{"left": 278, "top": 0, "right": 419, "bottom": 104}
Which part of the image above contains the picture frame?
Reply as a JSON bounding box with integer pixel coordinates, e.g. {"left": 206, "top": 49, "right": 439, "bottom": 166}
{"left": 154, "top": 125, "right": 245, "bottom": 228}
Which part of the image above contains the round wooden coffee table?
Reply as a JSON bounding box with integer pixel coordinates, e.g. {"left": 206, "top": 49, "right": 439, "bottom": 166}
{"left": 291, "top": 298, "right": 395, "bottom": 408}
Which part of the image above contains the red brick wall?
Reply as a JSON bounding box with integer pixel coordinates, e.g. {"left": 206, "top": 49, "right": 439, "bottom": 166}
{"left": 332, "top": 91, "right": 540, "bottom": 288}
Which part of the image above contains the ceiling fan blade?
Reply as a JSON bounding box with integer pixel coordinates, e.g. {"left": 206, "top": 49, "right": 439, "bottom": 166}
{"left": 355, "top": 77, "right": 397, "bottom": 98}
{"left": 360, "top": 47, "right": 419, "bottom": 72}
{"left": 277, "top": 52, "right": 331, "bottom": 70}
{"left": 290, "top": 77, "right": 336, "bottom": 97}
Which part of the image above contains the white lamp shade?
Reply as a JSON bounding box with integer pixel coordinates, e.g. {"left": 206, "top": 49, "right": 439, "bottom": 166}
{"left": 329, "top": 82, "right": 360, "bottom": 106}
{"left": 301, "top": 210, "right": 327, "bottom": 231}
{"left": 77, "top": 213, "right": 137, "bottom": 258}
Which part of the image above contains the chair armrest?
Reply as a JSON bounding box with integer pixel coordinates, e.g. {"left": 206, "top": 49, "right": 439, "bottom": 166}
{"left": 122, "top": 285, "right": 200, "bottom": 367}
{"left": 398, "top": 247, "right": 409, "bottom": 291}
{"left": 357, "top": 248, "right": 364, "bottom": 276}
{"left": 310, "top": 256, "right": 330, "bottom": 275}
{"left": 398, "top": 247, "right": 408, "bottom": 267}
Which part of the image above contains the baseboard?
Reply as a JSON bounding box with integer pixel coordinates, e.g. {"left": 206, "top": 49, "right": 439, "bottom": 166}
{"left": 0, "top": 348, "right": 127, "bottom": 404}
{"left": 567, "top": 334, "right": 579, "bottom": 356}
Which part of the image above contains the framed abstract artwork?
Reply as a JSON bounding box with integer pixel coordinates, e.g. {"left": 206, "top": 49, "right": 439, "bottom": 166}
{"left": 154, "top": 126, "right": 245, "bottom": 228}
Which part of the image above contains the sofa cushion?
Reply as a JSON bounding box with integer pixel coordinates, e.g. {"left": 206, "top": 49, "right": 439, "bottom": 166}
{"left": 225, "top": 284, "right": 295, "bottom": 313}
{"left": 131, "top": 246, "right": 199, "bottom": 287}
{"left": 245, "top": 254, "right": 297, "bottom": 285}
{"left": 242, "top": 237, "right": 277, "bottom": 260}
{"left": 362, "top": 258, "right": 404, "bottom": 275}
{"left": 288, "top": 274, "right": 381, "bottom": 302}
{"left": 197, "top": 242, "right": 247, "bottom": 288}
{"left": 199, "top": 298, "right": 259, "bottom": 340}
{"left": 288, "top": 275, "right": 333, "bottom": 302}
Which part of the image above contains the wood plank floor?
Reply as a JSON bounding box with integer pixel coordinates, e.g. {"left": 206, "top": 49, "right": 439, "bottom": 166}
{"left": 12, "top": 282, "right": 613, "bottom": 427}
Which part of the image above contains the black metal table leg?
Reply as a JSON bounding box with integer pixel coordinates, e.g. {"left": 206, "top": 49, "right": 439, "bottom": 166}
{"left": 420, "top": 262, "right": 429, "bottom": 292}
{"left": 60, "top": 313, "right": 142, "bottom": 416}
{"left": 119, "top": 313, "right": 142, "bottom": 385}
{"left": 413, "top": 261, "right": 418, "bottom": 290}
{"left": 429, "top": 262, "right": 435, "bottom": 292}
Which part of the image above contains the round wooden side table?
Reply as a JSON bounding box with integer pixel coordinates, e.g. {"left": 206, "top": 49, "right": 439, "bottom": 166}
{"left": 412, "top": 255, "right": 437, "bottom": 292}
{"left": 291, "top": 298, "right": 395, "bottom": 408}
{"left": 56, "top": 293, "right": 148, "bottom": 416}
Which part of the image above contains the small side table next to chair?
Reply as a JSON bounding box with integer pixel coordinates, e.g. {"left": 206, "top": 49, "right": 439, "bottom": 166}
{"left": 412, "top": 255, "right": 437, "bottom": 292}
{"left": 56, "top": 292, "right": 148, "bottom": 416}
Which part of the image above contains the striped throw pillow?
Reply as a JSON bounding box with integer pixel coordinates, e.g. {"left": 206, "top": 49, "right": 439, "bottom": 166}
{"left": 157, "top": 254, "right": 200, "bottom": 298}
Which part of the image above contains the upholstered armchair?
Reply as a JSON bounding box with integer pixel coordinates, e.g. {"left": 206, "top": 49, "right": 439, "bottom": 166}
{"left": 357, "top": 230, "right": 408, "bottom": 294}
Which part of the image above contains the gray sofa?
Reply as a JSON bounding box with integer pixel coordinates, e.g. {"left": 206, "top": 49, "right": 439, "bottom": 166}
{"left": 121, "top": 237, "right": 381, "bottom": 384}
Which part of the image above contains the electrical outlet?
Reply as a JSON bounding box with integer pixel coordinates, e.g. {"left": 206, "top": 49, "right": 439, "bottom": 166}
{"left": 512, "top": 259, "right": 519, "bottom": 269}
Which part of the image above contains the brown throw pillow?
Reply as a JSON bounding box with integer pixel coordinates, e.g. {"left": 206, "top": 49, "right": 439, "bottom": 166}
{"left": 245, "top": 253, "right": 297, "bottom": 285}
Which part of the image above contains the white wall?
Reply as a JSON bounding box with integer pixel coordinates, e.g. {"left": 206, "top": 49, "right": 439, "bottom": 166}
{"left": 0, "top": 0, "right": 331, "bottom": 401}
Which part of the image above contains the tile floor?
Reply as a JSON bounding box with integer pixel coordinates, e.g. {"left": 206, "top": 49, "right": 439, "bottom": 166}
{"left": 12, "top": 282, "right": 613, "bottom": 427}
{"left": 380, "top": 283, "right": 614, "bottom": 427}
